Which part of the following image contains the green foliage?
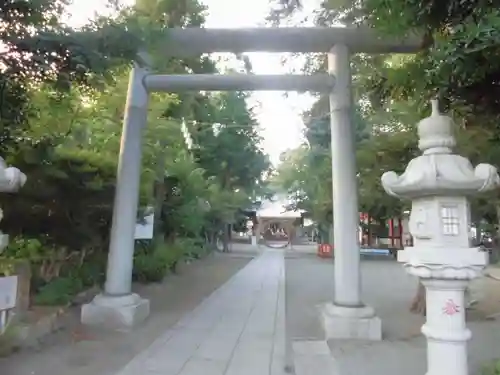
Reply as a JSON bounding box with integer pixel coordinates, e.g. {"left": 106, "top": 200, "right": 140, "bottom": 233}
{"left": 0, "top": 0, "right": 271, "bottom": 308}
{"left": 272, "top": 102, "right": 374, "bottom": 225}
{"left": 188, "top": 92, "right": 270, "bottom": 192}
{"left": 133, "top": 238, "right": 207, "bottom": 283}
{"left": 273, "top": 145, "right": 332, "bottom": 223}
{"left": 482, "top": 359, "right": 500, "bottom": 375}
{"left": 358, "top": 0, "right": 500, "bottom": 124}
{"left": 33, "top": 277, "right": 85, "bottom": 306}
{"left": 2, "top": 236, "right": 106, "bottom": 305}
{"left": 175, "top": 91, "right": 271, "bottom": 251}
{"left": 359, "top": 0, "right": 500, "bottom": 227}
{"left": 133, "top": 241, "right": 178, "bottom": 282}
{"left": 0, "top": 0, "right": 162, "bottom": 155}
{"left": 271, "top": 0, "right": 500, "bottom": 238}
{"left": 1, "top": 143, "right": 118, "bottom": 250}
{"left": 364, "top": 0, "right": 496, "bottom": 34}
{"left": 2, "top": 238, "right": 45, "bottom": 261}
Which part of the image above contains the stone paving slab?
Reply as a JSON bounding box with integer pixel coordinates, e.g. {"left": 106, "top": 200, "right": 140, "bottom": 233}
{"left": 293, "top": 340, "right": 339, "bottom": 375}
{"left": 115, "top": 250, "right": 285, "bottom": 375}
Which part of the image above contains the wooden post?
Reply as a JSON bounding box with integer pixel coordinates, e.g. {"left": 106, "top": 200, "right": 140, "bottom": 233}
{"left": 389, "top": 218, "right": 395, "bottom": 248}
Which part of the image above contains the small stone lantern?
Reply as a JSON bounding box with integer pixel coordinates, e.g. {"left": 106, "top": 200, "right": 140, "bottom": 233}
{"left": 0, "top": 156, "right": 26, "bottom": 333}
{"left": 0, "top": 157, "right": 26, "bottom": 251}
{"left": 381, "top": 100, "right": 500, "bottom": 375}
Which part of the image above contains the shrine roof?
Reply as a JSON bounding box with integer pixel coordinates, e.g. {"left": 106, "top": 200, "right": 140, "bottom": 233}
{"left": 256, "top": 196, "right": 303, "bottom": 219}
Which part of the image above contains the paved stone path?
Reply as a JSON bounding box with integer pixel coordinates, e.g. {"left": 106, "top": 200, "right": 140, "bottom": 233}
{"left": 115, "top": 250, "right": 285, "bottom": 375}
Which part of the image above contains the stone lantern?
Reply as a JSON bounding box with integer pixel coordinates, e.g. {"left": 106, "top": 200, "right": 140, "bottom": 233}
{"left": 0, "top": 156, "right": 26, "bottom": 333}
{"left": 0, "top": 157, "right": 27, "bottom": 251}
{"left": 381, "top": 100, "right": 500, "bottom": 375}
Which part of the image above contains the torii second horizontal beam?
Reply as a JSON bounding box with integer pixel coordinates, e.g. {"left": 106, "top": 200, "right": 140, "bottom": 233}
{"left": 163, "top": 27, "right": 423, "bottom": 56}
{"left": 143, "top": 74, "right": 335, "bottom": 92}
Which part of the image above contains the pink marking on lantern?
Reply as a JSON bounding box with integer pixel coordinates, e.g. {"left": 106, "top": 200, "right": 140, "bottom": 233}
{"left": 442, "top": 299, "right": 460, "bottom": 315}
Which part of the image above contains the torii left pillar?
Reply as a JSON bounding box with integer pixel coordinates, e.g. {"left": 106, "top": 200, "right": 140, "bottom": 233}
{"left": 81, "top": 63, "right": 151, "bottom": 329}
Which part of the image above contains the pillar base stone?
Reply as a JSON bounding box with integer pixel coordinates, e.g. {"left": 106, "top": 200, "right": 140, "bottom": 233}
{"left": 81, "top": 293, "right": 150, "bottom": 331}
{"left": 319, "top": 303, "right": 382, "bottom": 341}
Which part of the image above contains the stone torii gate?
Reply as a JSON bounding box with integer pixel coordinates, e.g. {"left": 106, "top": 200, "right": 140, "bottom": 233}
{"left": 81, "top": 27, "right": 422, "bottom": 338}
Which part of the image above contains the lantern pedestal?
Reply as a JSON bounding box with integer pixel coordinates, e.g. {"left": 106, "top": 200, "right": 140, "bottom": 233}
{"left": 320, "top": 303, "right": 382, "bottom": 341}
{"left": 422, "top": 278, "right": 469, "bottom": 375}
{"left": 400, "top": 250, "right": 485, "bottom": 375}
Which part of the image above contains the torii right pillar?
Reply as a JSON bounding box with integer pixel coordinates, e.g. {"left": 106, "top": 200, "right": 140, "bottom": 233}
{"left": 320, "top": 44, "right": 382, "bottom": 340}
{"left": 381, "top": 100, "right": 500, "bottom": 375}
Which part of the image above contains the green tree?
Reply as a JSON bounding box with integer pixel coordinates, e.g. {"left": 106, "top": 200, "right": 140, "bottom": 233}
{"left": 270, "top": 0, "right": 500, "bottom": 313}
{"left": 0, "top": 0, "right": 160, "bottom": 149}
{"left": 187, "top": 91, "right": 271, "bottom": 251}
{"left": 0, "top": 0, "right": 271, "bottom": 301}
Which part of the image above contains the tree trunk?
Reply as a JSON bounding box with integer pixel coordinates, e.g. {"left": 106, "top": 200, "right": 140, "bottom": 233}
{"left": 495, "top": 204, "right": 500, "bottom": 260}
{"left": 409, "top": 281, "right": 426, "bottom": 315}
{"left": 152, "top": 141, "right": 167, "bottom": 243}
{"left": 496, "top": 205, "right": 500, "bottom": 243}
{"left": 152, "top": 180, "right": 165, "bottom": 243}
{"left": 222, "top": 223, "right": 231, "bottom": 252}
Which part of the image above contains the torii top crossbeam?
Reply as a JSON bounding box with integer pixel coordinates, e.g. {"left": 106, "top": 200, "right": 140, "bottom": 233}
{"left": 163, "top": 27, "right": 423, "bottom": 56}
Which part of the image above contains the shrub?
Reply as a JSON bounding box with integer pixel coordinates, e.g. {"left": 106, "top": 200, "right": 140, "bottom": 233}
{"left": 133, "top": 243, "right": 169, "bottom": 283}
{"left": 133, "top": 240, "right": 181, "bottom": 283}
{"left": 0, "top": 145, "right": 118, "bottom": 251}
{"left": 0, "top": 138, "right": 150, "bottom": 305}
{"left": 2, "top": 236, "right": 106, "bottom": 305}
{"left": 33, "top": 276, "right": 84, "bottom": 306}
{"left": 132, "top": 237, "right": 209, "bottom": 283}
{"left": 177, "top": 237, "right": 208, "bottom": 260}
{"left": 482, "top": 360, "right": 500, "bottom": 375}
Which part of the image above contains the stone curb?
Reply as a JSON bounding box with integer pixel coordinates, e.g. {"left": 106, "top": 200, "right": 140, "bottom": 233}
{"left": 12, "top": 307, "right": 67, "bottom": 348}
{"left": 2, "top": 285, "right": 100, "bottom": 353}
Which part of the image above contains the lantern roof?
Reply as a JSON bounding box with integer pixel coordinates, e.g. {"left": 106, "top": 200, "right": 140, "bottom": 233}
{"left": 381, "top": 100, "right": 500, "bottom": 199}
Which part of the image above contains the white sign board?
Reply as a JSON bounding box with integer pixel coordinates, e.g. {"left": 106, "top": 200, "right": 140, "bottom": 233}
{"left": 0, "top": 276, "right": 17, "bottom": 310}
{"left": 134, "top": 213, "right": 154, "bottom": 240}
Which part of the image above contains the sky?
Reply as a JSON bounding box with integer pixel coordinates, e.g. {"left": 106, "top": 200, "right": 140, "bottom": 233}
{"left": 68, "top": 0, "right": 318, "bottom": 165}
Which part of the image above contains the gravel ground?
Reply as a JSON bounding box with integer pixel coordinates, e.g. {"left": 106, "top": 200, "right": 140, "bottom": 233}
{"left": 285, "top": 254, "right": 500, "bottom": 375}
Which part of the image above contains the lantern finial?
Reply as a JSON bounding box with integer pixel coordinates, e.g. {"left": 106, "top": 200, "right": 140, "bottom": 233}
{"left": 430, "top": 99, "right": 440, "bottom": 116}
